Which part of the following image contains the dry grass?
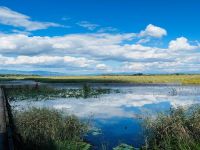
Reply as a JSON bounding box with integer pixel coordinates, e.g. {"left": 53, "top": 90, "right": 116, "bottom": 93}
{"left": 1, "top": 74, "right": 200, "bottom": 84}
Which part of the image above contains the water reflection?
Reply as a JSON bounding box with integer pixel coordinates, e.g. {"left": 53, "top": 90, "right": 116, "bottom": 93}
{"left": 10, "top": 85, "right": 200, "bottom": 149}
{"left": 12, "top": 93, "right": 200, "bottom": 119}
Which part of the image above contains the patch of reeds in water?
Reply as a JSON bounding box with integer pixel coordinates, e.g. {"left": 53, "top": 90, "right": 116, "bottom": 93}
{"left": 143, "top": 105, "right": 200, "bottom": 150}
{"left": 13, "top": 108, "right": 90, "bottom": 150}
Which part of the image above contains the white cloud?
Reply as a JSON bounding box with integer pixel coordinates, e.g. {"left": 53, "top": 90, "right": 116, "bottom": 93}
{"left": 0, "top": 26, "right": 199, "bottom": 74}
{"left": 137, "top": 38, "right": 150, "bottom": 44}
{"left": 0, "top": 33, "right": 136, "bottom": 56}
{"left": 12, "top": 29, "right": 31, "bottom": 35}
{"left": 12, "top": 87, "right": 200, "bottom": 119}
{"left": 63, "top": 56, "right": 96, "bottom": 67}
{"left": 0, "top": 7, "right": 198, "bottom": 74}
{"left": 77, "top": 21, "right": 99, "bottom": 30}
{"left": 0, "top": 55, "right": 98, "bottom": 69}
{"left": 169, "top": 37, "right": 199, "bottom": 51}
{"left": 97, "top": 27, "right": 118, "bottom": 33}
{"left": 0, "top": 6, "right": 64, "bottom": 31}
{"left": 139, "top": 24, "right": 167, "bottom": 38}
{"left": 96, "top": 64, "right": 109, "bottom": 70}
{"left": 123, "top": 62, "right": 147, "bottom": 72}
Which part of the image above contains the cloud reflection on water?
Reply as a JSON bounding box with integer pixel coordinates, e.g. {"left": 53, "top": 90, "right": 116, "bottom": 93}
{"left": 11, "top": 86, "right": 200, "bottom": 119}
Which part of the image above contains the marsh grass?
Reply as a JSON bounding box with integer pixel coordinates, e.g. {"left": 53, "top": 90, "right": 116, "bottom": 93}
{"left": 6, "top": 84, "right": 114, "bottom": 101}
{"left": 1, "top": 75, "right": 200, "bottom": 84}
{"left": 14, "top": 108, "right": 90, "bottom": 150}
{"left": 143, "top": 105, "right": 200, "bottom": 150}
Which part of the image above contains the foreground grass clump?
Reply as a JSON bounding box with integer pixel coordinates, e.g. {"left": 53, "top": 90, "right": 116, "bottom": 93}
{"left": 144, "top": 106, "right": 200, "bottom": 150}
{"left": 14, "top": 108, "right": 90, "bottom": 150}
{"left": 7, "top": 84, "right": 114, "bottom": 101}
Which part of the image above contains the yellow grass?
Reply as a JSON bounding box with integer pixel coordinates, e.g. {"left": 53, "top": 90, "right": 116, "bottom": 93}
{"left": 1, "top": 75, "right": 200, "bottom": 85}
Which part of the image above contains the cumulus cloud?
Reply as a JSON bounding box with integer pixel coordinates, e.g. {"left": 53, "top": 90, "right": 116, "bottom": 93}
{"left": 169, "top": 37, "right": 199, "bottom": 51}
{"left": 0, "top": 32, "right": 170, "bottom": 64}
{"left": 0, "top": 21, "right": 199, "bottom": 74}
{"left": 0, "top": 6, "right": 198, "bottom": 74}
{"left": 0, "top": 6, "right": 63, "bottom": 31}
{"left": 0, "top": 33, "right": 136, "bottom": 56}
{"left": 139, "top": 24, "right": 167, "bottom": 38}
{"left": 0, "top": 55, "right": 98, "bottom": 69}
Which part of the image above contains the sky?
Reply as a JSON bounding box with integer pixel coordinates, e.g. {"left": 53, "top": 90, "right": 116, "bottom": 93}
{"left": 0, "top": 0, "right": 200, "bottom": 74}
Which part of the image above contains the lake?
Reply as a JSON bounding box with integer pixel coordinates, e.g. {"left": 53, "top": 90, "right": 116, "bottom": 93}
{"left": 10, "top": 83, "right": 200, "bottom": 149}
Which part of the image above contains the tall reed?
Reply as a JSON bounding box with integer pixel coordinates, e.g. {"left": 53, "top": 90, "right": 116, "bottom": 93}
{"left": 14, "top": 108, "right": 90, "bottom": 150}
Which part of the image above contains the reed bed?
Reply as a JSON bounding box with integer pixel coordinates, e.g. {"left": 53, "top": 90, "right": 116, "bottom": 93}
{"left": 143, "top": 105, "right": 200, "bottom": 150}
{"left": 13, "top": 108, "right": 90, "bottom": 150}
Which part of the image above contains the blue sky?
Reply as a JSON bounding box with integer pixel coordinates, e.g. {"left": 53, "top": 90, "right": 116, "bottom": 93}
{"left": 0, "top": 0, "right": 200, "bottom": 74}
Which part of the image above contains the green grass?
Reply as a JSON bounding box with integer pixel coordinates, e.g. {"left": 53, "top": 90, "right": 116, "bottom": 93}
{"left": 143, "top": 105, "right": 200, "bottom": 150}
{"left": 1, "top": 74, "right": 200, "bottom": 84}
{"left": 13, "top": 108, "right": 90, "bottom": 150}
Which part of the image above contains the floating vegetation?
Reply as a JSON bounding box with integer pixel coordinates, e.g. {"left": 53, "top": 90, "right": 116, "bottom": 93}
{"left": 6, "top": 84, "right": 119, "bottom": 101}
{"left": 13, "top": 108, "right": 90, "bottom": 150}
{"left": 113, "top": 144, "right": 135, "bottom": 150}
{"left": 89, "top": 127, "right": 102, "bottom": 136}
{"left": 169, "top": 87, "right": 178, "bottom": 96}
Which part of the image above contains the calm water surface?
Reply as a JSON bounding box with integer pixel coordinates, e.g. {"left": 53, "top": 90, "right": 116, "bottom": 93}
{"left": 10, "top": 84, "right": 200, "bottom": 149}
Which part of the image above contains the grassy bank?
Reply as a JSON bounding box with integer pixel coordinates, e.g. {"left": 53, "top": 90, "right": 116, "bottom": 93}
{"left": 1, "top": 74, "right": 200, "bottom": 85}
{"left": 13, "top": 108, "right": 90, "bottom": 150}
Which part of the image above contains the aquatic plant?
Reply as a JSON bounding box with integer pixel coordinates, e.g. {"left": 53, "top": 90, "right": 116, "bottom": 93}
{"left": 83, "top": 84, "right": 91, "bottom": 98}
{"left": 143, "top": 105, "right": 200, "bottom": 150}
{"left": 6, "top": 85, "right": 115, "bottom": 101}
{"left": 113, "top": 144, "right": 135, "bottom": 150}
{"left": 13, "top": 108, "right": 90, "bottom": 150}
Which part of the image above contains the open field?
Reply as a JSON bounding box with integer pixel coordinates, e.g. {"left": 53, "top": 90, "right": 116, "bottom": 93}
{"left": 1, "top": 74, "right": 200, "bottom": 85}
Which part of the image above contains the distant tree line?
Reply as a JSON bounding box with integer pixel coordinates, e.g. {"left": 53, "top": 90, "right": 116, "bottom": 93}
{"left": 0, "top": 74, "right": 40, "bottom": 77}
